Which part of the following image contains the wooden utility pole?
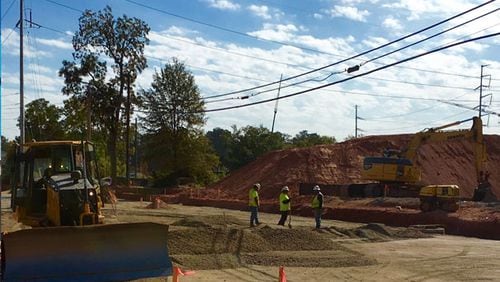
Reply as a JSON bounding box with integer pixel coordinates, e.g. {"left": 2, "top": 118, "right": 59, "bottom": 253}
{"left": 125, "top": 74, "right": 131, "bottom": 186}
{"left": 355, "top": 105, "right": 358, "bottom": 138}
{"left": 19, "top": 0, "right": 25, "bottom": 144}
{"left": 271, "top": 74, "right": 283, "bottom": 133}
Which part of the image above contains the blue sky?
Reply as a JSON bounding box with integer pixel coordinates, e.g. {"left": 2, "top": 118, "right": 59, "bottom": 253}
{"left": 2, "top": 0, "right": 500, "bottom": 141}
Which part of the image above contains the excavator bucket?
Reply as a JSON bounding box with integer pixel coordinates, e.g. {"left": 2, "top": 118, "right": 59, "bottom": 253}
{"left": 1, "top": 222, "right": 172, "bottom": 281}
{"left": 473, "top": 183, "right": 497, "bottom": 202}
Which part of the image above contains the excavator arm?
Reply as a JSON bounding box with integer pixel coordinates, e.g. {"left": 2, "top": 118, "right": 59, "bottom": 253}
{"left": 362, "top": 117, "right": 494, "bottom": 201}
{"left": 403, "top": 117, "right": 489, "bottom": 189}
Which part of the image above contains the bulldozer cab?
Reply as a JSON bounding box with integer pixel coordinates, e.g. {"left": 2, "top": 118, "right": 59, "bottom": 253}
{"left": 3, "top": 141, "right": 174, "bottom": 281}
{"left": 11, "top": 141, "right": 103, "bottom": 225}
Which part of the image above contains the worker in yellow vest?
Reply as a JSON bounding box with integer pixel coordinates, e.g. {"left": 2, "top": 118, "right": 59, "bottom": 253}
{"left": 277, "top": 186, "right": 291, "bottom": 226}
{"left": 249, "top": 183, "right": 261, "bottom": 227}
{"left": 312, "top": 185, "right": 324, "bottom": 229}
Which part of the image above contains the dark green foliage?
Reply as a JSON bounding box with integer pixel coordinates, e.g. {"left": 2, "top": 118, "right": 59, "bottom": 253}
{"left": 291, "top": 130, "right": 336, "bottom": 147}
{"left": 1, "top": 136, "right": 17, "bottom": 186}
{"left": 24, "top": 99, "right": 65, "bottom": 141}
{"left": 61, "top": 6, "right": 150, "bottom": 179}
{"left": 140, "top": 59, "right": 219, "bottom": 186}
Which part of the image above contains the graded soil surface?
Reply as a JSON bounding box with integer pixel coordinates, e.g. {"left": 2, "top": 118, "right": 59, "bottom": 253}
{"left": 2, "top": 193, "right": 500, "bottom": 281}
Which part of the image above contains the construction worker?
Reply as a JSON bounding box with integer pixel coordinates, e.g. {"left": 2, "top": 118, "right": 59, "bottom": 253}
{"left": 249, "top": 183, "right": 261, "bottom": 227}
{"left": 277, "top": 186, "right": 291, "bottom": 226}
{"left": 312, "top": 185, "right": 324, "bottom": 229}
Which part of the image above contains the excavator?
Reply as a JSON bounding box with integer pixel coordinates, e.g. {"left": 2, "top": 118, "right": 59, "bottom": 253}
{"left": 360, "top": 116, "right": 495, "bottom": 203}
{"left": 1, "top": 140, "right": 172, "bottom": 281}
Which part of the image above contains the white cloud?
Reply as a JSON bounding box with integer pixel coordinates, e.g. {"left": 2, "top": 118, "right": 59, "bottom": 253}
{"left": 341, "top": 0, "right": 379, "bottom": 3}
{"left": 36, "top": 38, "right": 73, "bottom": 50}
{"left": 382, "top": 0, "right": 475, "bottom": 21}
{"left": 328, "top": 5, "right": 370, "bottom": 22}
{"left": 382, "top": 16, "right": 403, "bottom": 30}
{"left": 362, "top": 36, "right": 389, "bottom": 48}
{"left": 247, "top": 5, "right": 271, "bottom": 20}
{"left": 313, "top": 13, "right": 324, "bottom": 20}
{"left": 204, "top": 0, "right": 240, "bottom": 11}
{"left": 161, "top": 26, "right": 199, "bottom": 36}
{"left": 248, "top": 23, "right": 299, "bottom": 42}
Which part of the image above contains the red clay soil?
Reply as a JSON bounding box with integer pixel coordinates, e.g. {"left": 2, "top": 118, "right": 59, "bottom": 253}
{"left": 158, "top": 194, "right": 500, "bottom": 240}
{"left": 177, "top": 133, "right": 500, "bottom": 240}
{"left": 208, "top": 134, "right": 500, "bottom": 200}
{"left": 117, "top": 134, "right": 500, "bottom": 240}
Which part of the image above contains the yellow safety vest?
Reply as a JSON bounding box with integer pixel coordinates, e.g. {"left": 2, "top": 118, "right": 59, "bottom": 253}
{"left": 249, "top": 188, "right": 259, "bottom": 207}
{"left": 279, "top": 193, "right": 290, "bottom": 211}
{"left": 312, "top": 194, "right": 321, "bottom": 208}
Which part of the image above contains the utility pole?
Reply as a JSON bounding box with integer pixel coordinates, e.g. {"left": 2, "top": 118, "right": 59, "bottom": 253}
{"left": 355, "top": 105, "right": 364, "bottom": 138}
{"left": 19, "top": 0, "right": 24, "bottom": 144}
{"left": 271, "top": 74, "right": 283, "bottom": 133}
{"left": 86, "top": 86, "right": 92, "bottom": 140}
{"left": 477, "top": 64, "right": 491, "bottom": 119}
{"left": 125, "top": 74, "right": 131, "bottom": 185}
{"left": 355, "top": 105, "right": 358, "bottom": 138}
{"left": 134, "top": 118, "right": 138, "bottom": 178}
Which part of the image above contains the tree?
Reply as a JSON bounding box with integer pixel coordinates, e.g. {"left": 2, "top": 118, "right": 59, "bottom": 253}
{"left": 68, "top": 6, "right": 150, "bottom": 179}
{"left": 140, "top": 58, "right": 218, "bottom": 186}
{"left": 1, "top": 136, "right": 17, "bottom": 187}
{"left": 206, "top": 127, "right": 233, "bottom": 172}
{"left": 227, "top": 125, "right": 287, "bottom": 169}
{"left": 23, "top": 99, "right": 65, "bottom": 141}
{"left": 291, "top": 130, "right": 336, "bottom": 147}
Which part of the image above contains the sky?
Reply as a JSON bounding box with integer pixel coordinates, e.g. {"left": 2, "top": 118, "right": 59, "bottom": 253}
{"left": 1, "top": 0, "right": 500, "bottom": 142}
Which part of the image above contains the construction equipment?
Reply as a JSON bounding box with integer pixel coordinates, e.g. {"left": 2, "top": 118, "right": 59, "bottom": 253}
{"left": 419, "top": 185, "right": 460, "bottom": 212}
{"left": 9, "top": 141, "right": 104, "bottom": 226}
{"left": 361, "top": 117, "right": 494, "bottom": 201}
{"left": 2, "top": 140, "right": 172, "bottom": 281}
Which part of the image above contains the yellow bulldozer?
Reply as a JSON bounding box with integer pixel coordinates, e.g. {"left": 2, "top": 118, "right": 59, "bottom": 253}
{"left": 1, "top": 140, "right": 172, "bottom": 281}
{"left": 419, "top": 185, "right": 460, "bottom": 212}
{"left": 361, "top": 116, "right": 495, "bottom": 202}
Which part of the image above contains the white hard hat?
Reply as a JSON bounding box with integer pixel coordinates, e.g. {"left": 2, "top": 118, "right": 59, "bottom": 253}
{"left": 254, "top": 183, "right": 261, "bottom": 189}
{"left": 313, "top": 185, "right": 321, "bottom": 191}
{"left": 281, "top": 186, "right": 289, "bottom": 192}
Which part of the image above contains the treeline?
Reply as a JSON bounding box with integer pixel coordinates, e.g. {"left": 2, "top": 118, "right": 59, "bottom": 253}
{"left": 1, "top": 6, "right": 335, "bottom": 187}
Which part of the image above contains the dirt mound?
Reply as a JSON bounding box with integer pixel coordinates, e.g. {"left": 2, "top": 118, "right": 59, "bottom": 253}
{"left": 324, "top": 223, "right": 429, "bottom": 242}
{"left": 209, "top": 134, "right": 500, "bottom": 200}
{"left": 254, "top": 226, "right": 338, "bottom": 251}
{"left": 171, "top": 215, "right": 248, "bottom": 227}
{"left": 166, "top": 220, "right": 430, "bottom": 269}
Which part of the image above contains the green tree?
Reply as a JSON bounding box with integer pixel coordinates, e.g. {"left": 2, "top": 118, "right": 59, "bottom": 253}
{"left": 69, "top": 6, "right": 150, "bottom": 179}
{"left": 140, "top": 58, "right": 218, "bottom": 186}
{"left": 23, "top": 98, "right": 65, "bottom": 141}
{"left": 206, "top": 127, "right": 233, "bottom": 172}
{"left": 291, "top": 130, "right": 336, "bottom": 147}
{"left": 1, "top": 136, "right": 17, "bottom": 187}
{"left": 227, "top": 125, "right": 287, "bottom": 169}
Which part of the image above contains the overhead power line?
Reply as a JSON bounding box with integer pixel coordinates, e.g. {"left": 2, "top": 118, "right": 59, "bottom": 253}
{"left": 198, "top": 1, "right": 497, "bottom": 99}
{"left": 201, "top": 32, "right": 500, "bottom": 113}
{"left": 1, "top": 0, "right": 16, "bottom": 22}
{"left": 44, "top": 0, "right": 499, "bottom": 86}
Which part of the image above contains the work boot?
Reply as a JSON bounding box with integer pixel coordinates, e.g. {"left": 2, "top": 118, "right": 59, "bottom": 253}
{"left": 250, "top": 223, "right": 256, "bottom": 227}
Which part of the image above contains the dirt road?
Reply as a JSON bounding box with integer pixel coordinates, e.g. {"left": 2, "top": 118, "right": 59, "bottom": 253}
{"left": 2, "top": 193, "right": 499, "bottom": 281}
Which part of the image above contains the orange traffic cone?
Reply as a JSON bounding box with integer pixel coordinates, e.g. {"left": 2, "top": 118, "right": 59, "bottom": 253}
{"left": 279, "top": 265, "right": 287, "bottom": 282}
{"left": 173, "top": 266, "right": 182, "bottom": 282}
{"left": 173, "top": 266, "right": 195, "bottom": 282}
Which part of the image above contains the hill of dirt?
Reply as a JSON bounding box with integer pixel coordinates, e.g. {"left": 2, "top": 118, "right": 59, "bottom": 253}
{"left": 209, "top": 134, "right": 500, "bottom": 200}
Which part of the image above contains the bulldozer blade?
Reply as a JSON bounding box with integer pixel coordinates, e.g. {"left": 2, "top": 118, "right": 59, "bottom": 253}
{"left": 1, "top": 222, "right": 172, "bottom": 281}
